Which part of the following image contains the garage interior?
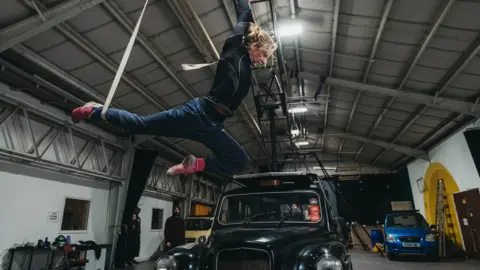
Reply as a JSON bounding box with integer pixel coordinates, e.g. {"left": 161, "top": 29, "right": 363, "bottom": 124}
{"left": 1, "top": 0, "right": 480, "bottom": 269}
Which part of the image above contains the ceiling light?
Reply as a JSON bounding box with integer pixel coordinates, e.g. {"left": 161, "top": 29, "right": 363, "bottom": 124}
{"left": 313, "top": 166, "right": 337, "bottom": 170}
{"left": 288, "top": 107, "right": 307, "bottom": 113}
{"left": 295, "top": 141, "right": 309, "bottom": 147}
{"left": 278, "top": 24, "right": 302, "bottom": 37}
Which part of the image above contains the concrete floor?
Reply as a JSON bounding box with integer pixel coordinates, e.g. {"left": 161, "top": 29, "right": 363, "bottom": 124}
{"left": 350, "top": 250, "right": 479, "bottom": 270}
{"left": 130, "top": 250, "right": 480, "bottom": 270}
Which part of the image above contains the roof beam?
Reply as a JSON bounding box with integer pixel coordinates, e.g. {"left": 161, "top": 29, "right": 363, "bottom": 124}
{"left": 354, "top": 0, "right": 456, "bottom": 160}
{"left": 0, "top": 0, "right": 106, "bottom": 53}
{"left": 282, "top": 135, "right": 408, "bottom": 170}
{"left": 299, "top": 73, "right": 480, "bottom": 118}
{"left": 323, "top": 128, "right": 429, "bottom": 160}
{"left": 338, "top": 0, "right": 393, "bottom": 155}
{"left": 321, "top": 0, "right": 340, "bottom": 150}
{"left": 376, "top": 33, "right": 480, "bottom": 166}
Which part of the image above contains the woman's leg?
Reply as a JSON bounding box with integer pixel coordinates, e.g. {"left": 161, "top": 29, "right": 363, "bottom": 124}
{"left": 202, "top": 129, "right": 249, "bottom": 178}
{"left": 167, "top": 128, "right": 249, "bottom": 179}
{"left": 72, "top": 101, "right": 194, "bottom": 138}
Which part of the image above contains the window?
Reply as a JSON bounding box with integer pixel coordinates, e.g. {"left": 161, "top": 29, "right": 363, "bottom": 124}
{"left": 61, "top": 198, "right": 90, "bottom": 231}
{"left": 386, "top": 214, "right": 428, "bottom": 229}
{"left": 185, "top": 219, "right": 213, "bottom": 231}
{"left": 219, "top": 192, "right": 321, "bottom": 225}
{"left": 151, "top": 208, "right": 164, "bottom": 230}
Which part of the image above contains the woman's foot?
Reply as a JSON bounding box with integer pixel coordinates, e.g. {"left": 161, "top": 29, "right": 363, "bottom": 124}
{"left": 167, "top": 155, "right": 205, "bottom": 175}
{"left": 71, "top": 102, "right": 102, "bottom": 123}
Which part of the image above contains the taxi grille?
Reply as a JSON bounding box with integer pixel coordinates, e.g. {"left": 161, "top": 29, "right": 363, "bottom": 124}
{"left": 216, "top": 249, "right": 270, "bottom": 270}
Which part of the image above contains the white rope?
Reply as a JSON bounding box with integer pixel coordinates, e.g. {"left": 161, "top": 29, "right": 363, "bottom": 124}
{"left": 181, "top": 62, "right": 218, "bottom": 71}
{"left": 101, "top": 0, "right": 149, "bottom": 120}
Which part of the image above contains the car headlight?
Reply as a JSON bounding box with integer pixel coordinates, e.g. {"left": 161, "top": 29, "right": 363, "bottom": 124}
{"left": 155, "top": 255, "right": 177, "bottom": 270}
{"left": 425, "top": 234, "right": 435, "bottom": 242}
{"left": 316, "top": 255, "right": 342, "bottom": 270}
{"left": 386, "top": 234, "right": 396, "bottom": 242}
{"left": 198, "top": 235, "right": 206, "bottom": 244}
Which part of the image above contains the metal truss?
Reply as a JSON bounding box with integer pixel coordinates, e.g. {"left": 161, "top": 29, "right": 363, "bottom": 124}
{"left": 191, "top": 176, "right": 219, "bottom": 206}
{"left": 144, "top": 158, "right": 218, "bottom": 205}
{"left": 0, "top": 100, "right": 126, "bottom": 182}
{"left": 144, "top": 160, "right": 187, "bottom": 198}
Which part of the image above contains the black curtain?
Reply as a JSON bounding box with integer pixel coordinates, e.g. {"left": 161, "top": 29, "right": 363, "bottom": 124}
{"left": 114, "top": 150, "right": 158, "bottom": 268}
{"left": 337, "top": 168, "right": 414, "bottom": 225}
{"left": 464, "top": 129, "right": 480, "bottom": 177}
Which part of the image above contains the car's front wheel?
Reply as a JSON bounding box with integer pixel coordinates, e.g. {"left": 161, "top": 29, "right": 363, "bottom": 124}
{"left": 386, "top": 252, "right": 396, "bottom": 261}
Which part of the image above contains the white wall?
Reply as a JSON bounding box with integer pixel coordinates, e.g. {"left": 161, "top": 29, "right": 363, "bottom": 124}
{"left": 136, "top": 195, "right": 172, "bottom": 261}
{"left": 407, "top": 124, "right": 480, "bottom": 216}
{"left": 0, "top": 160, "right": 110, "bottom": 264}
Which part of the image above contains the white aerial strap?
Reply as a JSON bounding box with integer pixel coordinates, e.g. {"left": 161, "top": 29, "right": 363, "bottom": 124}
{"left": 101, "top": 0, "right": 149, "bottom": 120}
{"left": 181, "top": 62, "right": 218, "bottom": 71}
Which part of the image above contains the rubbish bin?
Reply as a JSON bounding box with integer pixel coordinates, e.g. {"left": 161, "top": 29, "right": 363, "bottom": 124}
{"left": 370, "top": 229, "right": 384, "bottom": 247}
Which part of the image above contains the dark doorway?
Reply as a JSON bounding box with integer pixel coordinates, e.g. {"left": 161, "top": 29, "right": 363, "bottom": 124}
{"left": 463, "top": 129, "right": 480, "bottom": 178}
{"left": 453, "top": 188, "right": 480, "bottom": 259}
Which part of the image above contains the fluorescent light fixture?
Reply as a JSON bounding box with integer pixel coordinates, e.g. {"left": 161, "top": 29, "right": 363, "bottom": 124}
{"left": 278, "top": 24, "right": 302, "bottom": 37}
{"left": 291, "top": 129, "right": 300, "bottom": 136}
{"left": 288, "top": 107, "right": 307, "bottom": 113}
{"left": 295, "top": 141, "right": 309, "bottom": 147}
{"left": 313, "top": 166, "right": 337, "bottom": 170}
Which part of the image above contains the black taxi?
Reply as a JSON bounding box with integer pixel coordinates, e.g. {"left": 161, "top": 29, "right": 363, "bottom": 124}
{"left": 155, "top": 172, "right": 353, "bottom": 270}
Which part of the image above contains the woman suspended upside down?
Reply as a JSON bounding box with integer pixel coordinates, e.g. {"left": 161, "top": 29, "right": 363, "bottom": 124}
{"left": 71, "top": 0, "right": 277, "bottom": 179}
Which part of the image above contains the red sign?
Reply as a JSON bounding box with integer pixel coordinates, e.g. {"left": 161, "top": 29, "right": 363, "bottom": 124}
{"left": 309, "top": 205, "right": 320, "bottom": 222}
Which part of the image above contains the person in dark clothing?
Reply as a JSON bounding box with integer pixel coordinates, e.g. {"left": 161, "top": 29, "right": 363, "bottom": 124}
{"left": 126, "top": 213, "right": 141, "bottom": 266}
{"left": 129, "top": 207, "right": 142, "bottom": 265}
{"left": 164, "top": 206, "right": 185, "bottom": 251}
{"left": 70, "top": 0, "right": 277, "bottom": 180}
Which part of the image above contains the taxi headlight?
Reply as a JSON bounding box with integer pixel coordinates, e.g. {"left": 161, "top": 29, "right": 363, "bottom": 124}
{"left": 155, "top": 255, "right": 177, "bottom": 270}
{"left": 316, "top": 254, "right": 342, "bottom": 270}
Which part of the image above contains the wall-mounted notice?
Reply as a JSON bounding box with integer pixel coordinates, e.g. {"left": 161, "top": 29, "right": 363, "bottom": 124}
{"left": 47, "top": 210, "right": 60, "bottom": 223}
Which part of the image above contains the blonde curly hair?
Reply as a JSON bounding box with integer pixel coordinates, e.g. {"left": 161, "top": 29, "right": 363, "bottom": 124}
{"left": 246, "top": 23, "right": 277, "bottom": 60}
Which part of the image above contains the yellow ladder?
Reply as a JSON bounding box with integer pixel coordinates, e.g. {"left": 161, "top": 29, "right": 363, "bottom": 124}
{"left": 435, "top": 179, "right": 446, "bottom": 257}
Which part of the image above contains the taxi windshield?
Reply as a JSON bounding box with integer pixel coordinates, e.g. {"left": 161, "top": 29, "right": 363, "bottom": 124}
{"left": 218, "top": 191, "right": 322, "bottom": 225}
{"left": 185, "top": 219, "right": 213, "bottom": 231}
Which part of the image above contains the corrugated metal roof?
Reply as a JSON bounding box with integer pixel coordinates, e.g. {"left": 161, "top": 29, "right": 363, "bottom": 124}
{"left": 1, "top": 0, "right": 478, "bottom": 175}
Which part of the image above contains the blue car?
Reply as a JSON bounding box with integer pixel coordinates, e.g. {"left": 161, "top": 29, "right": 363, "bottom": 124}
{"left": 384, "top": 210, "right": 437, "bottom": 260}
